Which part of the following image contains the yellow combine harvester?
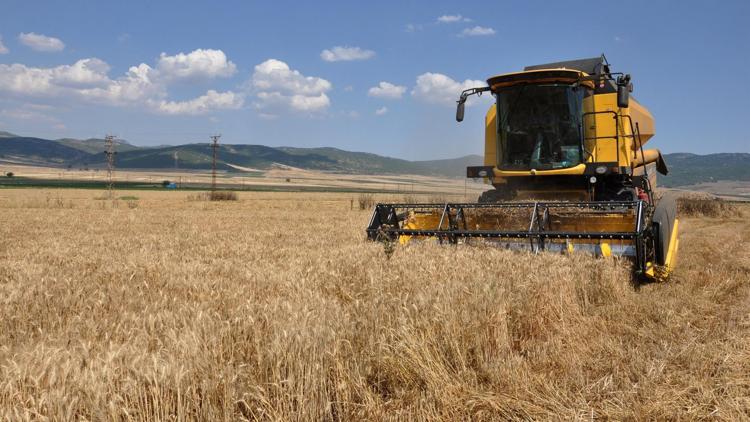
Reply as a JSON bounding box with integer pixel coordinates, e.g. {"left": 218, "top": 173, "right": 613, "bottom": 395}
{"left": 367, "top": 56, "right": 679, "bottom": 281}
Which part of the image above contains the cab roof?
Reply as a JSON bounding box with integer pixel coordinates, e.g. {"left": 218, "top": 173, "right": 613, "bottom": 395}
{"left": 524, "top": 56, "right": 610, "bottom": 75}
{"left": 487, "top": 55, "right": 617, "bottom": 94}
{"left": 486, "top": 69, "right": 593, "bottom": 90}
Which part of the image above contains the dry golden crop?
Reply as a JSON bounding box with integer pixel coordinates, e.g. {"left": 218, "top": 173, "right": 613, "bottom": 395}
{"left": 0, "top": 189, "right": 748, "bottom": 420}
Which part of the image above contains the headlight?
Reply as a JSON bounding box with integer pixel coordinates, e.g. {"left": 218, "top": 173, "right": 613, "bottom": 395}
{"left": 589, "top": 176, "right": 597, "bottom": 184}
{"left": 595, "top": 166, "right": 607, "bottom": 174}
{"left": 478, "top": 170, "right": 488, "bottom": 177}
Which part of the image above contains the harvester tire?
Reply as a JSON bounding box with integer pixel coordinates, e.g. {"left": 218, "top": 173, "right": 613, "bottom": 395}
{"left": 478, "top": 188, "right": 513, "bottom": 203}
{"left": 652, "top": 193, "right": 677, "bottom": 265}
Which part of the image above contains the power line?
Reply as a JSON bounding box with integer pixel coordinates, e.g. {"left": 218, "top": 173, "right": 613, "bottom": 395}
{"left": 104, "top": 134, "right": 117, "bottom": 200}
{"left": 209, "top": 134, "right": 221, "bottom": 192}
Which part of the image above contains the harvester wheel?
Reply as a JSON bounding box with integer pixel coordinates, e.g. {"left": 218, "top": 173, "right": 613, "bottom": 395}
{"left": 478, "top": 188, "right": 513, "bottom": 203}
{"left": 652, "top": 193, "right": 677, "bottom": 265}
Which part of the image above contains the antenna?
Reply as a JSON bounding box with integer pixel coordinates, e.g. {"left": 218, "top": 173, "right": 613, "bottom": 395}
{"left": 104, "top": 134, "right": 117, "bottom": 200}
{"left": 209, "top": 134, "right": 221, "bottom": 192}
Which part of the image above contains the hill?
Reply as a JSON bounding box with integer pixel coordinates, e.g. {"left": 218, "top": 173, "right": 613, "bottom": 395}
{"left": 0, "top": 133, "right": 747, "bottom": 185}
{"left": 413, "top": 155, "right": 485, "bottom": 178}
{"left": 0, "top": 134, "right": 479, "bottom": 177}
{"left": 56, "top": 137, "right": 141, "bottom": 154}
{"left": 111, "top": 144, "right": 339, "bottom": 171}
{"left": 660, "top": 153, "right": 750, "bottom": 187}
{"left": 0, "top": 136, "right": 92, "bottom": 166}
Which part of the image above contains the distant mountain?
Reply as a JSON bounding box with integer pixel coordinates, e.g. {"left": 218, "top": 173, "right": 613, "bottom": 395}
{"left": 279, "top": 146, "right": 428, "bottom": 174}
{"left": 0, "top": 134, "right": 475, "bottom": 176}
{"left": 413, "top": 155, "right": 484, "bottom": 178}
{"left": 0, "top": 135, "right": 92, "bottom": 166}
{"left": 660, "top": 153, "right": 750, "bottom": 187}
{"left": 56, "top": 137, "right": 141, "bottom": 154}
{"left": 109, "top": 144, "right": 341, "bottom": 171}
{"left": 0, "top": 133, "right": 747, "bottom": 185}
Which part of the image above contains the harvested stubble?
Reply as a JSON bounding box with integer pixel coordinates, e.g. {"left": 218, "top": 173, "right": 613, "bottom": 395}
{"left": 0, "top": 189, "right": 748, "bottom": 420}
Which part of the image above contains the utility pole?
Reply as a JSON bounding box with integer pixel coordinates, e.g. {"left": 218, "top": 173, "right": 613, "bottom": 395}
{"left": 209, "top": 134, "right": 221, "bottom": 192}
{"left": 104, "top": 134, "right": 117, "bottom": 200}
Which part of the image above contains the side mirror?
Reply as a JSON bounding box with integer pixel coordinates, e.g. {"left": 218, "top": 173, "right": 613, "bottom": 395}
{"left": 617, "top": 74, "right": 631, "bottom": 108}
{"left": 454, "top": 86, "right": 489, "bottom": 122}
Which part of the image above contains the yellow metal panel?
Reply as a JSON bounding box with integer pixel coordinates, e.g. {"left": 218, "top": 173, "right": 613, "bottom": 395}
{"left": 484, "top": 104, "right": 502, "bottom": 185}
{"left": 628, "top": 98, "right": 655, "bottom": 147}
{"left": 664, "top": 219, "right": 679, "bottom": 271}
{"left": 399, "top": 212, "right": 442, "bottom": 244}
{"left": 645, "top": 263, "right": 655, "bottom": 278}
{"left": 493, "top": 163, "right": 586, "bottom": 177}
{"left": 632, "top": 148, "right": 662, "bottom": 168}
{"left": 643, "top": 219, "right": 679, "bottom": 281}
{"left": 593, "top": 93, "right": 619, "bottom": 162}
{"left": 485, "top": 104, "right": 497, "bottom": 167}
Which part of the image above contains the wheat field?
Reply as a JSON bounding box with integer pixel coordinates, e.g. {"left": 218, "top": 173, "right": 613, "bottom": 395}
{"left": 0, "top": 189, "right": 748, "bottom": 420}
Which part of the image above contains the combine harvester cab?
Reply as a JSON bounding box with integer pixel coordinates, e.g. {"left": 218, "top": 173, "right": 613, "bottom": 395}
{"left": 366, "top": 55, "right": 679, "bottom": 281}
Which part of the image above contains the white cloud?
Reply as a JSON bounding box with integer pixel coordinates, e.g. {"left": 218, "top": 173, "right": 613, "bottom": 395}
{"left": 320, "top": 46, "right": 375, "bottom": 62}
{"left": 289, "top": 93, "right": 330, "bottom": 112}
{"left": 405, "top": 23, "right": 423, "bottom": 32}
{"left": 412, "top": 72, "right": 486, "bottom": 106}
{"left": 155, "top": 90, "right": 244, "bottom": 115}
{"left": 250, "top": 59, "right": 332, "bottom": 113}
{"left": 0, "top": 36, "right": 8, "bottom": 54}
{"left": 18, "top": 32, "right": 65, "bottom": 52}
{"left": 368, "top": 81, "right": 406, "bottom": 99}
{"left": 0, "top": 63, "right": 57, "bottom": 96}
{"left": 437, "top": 14, "right": 471, "bottom": 23}
{"left": 157, "top": 49, "right": 237, "bottom": 80}
{"left": 0, "top": 55, "right": 241, "bottom": 116}
{"left": 375, "top": 106, "right": 388, "bottom": 116}
{"left": 460, "top": 26, "right": 496, "bottom": 37}
{"left": 254, "top": 89, "right": 330, "bottom": 113}
{"left": 75, "top": 63, "right": 163, "bottom": 105}
{"left": 51, "top": 58, "right": 112, "bottom": 88}
{"left": 252, "top": 59, "right": 331, "bottom": 95}
{"left": 0, "top": 60, "right": 115, "bottom": 97}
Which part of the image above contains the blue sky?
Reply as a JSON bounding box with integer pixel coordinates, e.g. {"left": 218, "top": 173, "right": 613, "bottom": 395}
{"left": 0, "top": 0, "right": 747, "bottom": 160}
